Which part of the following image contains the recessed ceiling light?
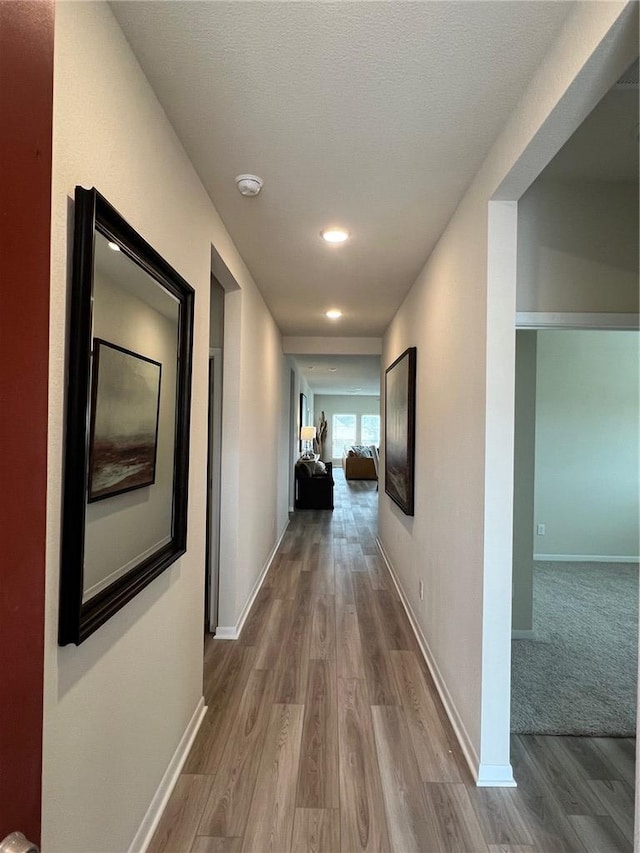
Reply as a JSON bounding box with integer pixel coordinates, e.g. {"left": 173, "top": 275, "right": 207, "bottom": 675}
{"left": 328, "top": 367, "right": 337, "bottom": 373}
{"left": 107, "top": 241, "right": 120, "bottom": 252}
{"left": 321, "top": 228, "right": 349, "bottom": 243}
{"left": 325, "top": 309, "right": 342, "bottom": 319}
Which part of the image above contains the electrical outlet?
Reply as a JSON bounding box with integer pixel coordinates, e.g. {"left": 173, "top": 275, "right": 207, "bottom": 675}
{"left": 419, "top": 580, "right": 424, "bottom": 601}
{"left": 536, "top": 523, "right": 546, "bottom": 536}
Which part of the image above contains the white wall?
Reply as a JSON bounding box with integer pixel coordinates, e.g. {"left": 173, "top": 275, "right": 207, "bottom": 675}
{"left": 379, "top": 1, "right": 637, "bottom": 785}
{"left": 217, "top": 281, "right": 290, "bottom": 631}
{"left": 534, "top": 330, "right": 640, "bottom": 560}
{"left": 314, "top": 394, "right": 380, "bottom": 463}
{"left": 45, "top": 3, "right": 287, "bottom": 850}
{"left": 517, "top": 179, "right": 639, "bottom": 313}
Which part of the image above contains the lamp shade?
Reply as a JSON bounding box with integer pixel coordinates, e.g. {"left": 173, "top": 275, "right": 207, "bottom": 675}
{"left": 300, "top": 426, "right": 316, "bottom": 441}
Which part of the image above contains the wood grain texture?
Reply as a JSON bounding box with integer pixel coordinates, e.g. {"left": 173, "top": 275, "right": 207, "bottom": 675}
{"left": 364, "top": 554, "right": 392, "bottom": 593}
{"left": 334, "top": 565, "right": 355, "bottom": 606}
{"left": 351, "top": 574, "right": 400, "bottom": 705}
{"left": 271, "top": 556, "right": 302, "bottom": 600}
{"left": 389, "top": 650, "right": 464, "bottom": 784}
{"left": 516, "top": 734, "right": 609, "bottom": 817}
{"left": 291, "top": 808, "right": 340, "bottom": 853}
{"left": 241, "top": 704, "right": 304, "bottom": 853}
{"left": 297, "top": 660, "right": 339, "bottom": 809}
{"left": 198, "top": 670, "right": 274, "bottom": 837}
{"left": 568, "top": 814, "right": 632, "bottom": 852}
{"left": 239, "top": 586, "right": 273, "bottom": 646}
{"left": 371, "top": 704, "right": 438, "bottom": 852}
{"left": 191, "top": 838, "right": 242, "bottom": 853}
{"left": 467, "top": 788, "right": 536, "bottom": 849}
{"left": 510, "top": 734, "right": 624, "bottom": 852}
{"left": 253, "top": 598, "right": 294, "bottom": 670}
{"left": 152, "top": 471, "right": 634, "bottom": 853}
{"left": 423, "top": 783, "right": 489, "bottom": 852}
{"left": 185, "top": 646, "right": 256, "bottom": 775}
{"left": 310, "top": 593, "right": 336, "bottom": 660}
{"left": 591, "top": 738, "right": 636, "bottom": 789}
{"left": 148, "top": 775, "right": 213, "bottom": 853}
{"left": 373, "top": 588, "right": 415, "bottom": 651}
{"left": 336, "top": 603, "right": 366, "bottom": 680}
{"left": 487, "top": 846, "right": 535, "bottom": 853}
{"left": 588, "top": 780, "right": 635, "bottom": 843}
{"left": 274, "top": 579, "right": 313, "bottom": 704}
{"left": 338, "top": 678, "right": 390, "bottom": 853}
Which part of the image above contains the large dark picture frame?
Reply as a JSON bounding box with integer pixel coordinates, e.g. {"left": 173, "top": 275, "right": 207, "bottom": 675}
{"left": 384, "top": 347, "right": 416, "bottom": 516}
{"left": 59, "top": 187, "right": 194, "bottom": 645}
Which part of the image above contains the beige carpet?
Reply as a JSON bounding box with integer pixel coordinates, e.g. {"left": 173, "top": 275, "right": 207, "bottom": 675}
{"left": 511, "top": 560, "right": 638, "bottom": 736}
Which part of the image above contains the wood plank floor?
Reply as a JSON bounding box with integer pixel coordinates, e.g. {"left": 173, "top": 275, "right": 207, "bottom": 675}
{"left": 149, "top": 469, "right": 636, "bottom": 852}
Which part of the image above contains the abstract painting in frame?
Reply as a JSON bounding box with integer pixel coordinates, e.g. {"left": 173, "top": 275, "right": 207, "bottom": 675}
{"left": 88, "top": 339, "right": 162, "bottom": 502}
{"left": 384, "top": 346, "right": 416, "bottom": 515}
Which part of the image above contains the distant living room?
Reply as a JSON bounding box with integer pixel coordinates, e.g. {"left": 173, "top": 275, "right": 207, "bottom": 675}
{"left": 315, "top": 394, "right": 380, "bottom": 482}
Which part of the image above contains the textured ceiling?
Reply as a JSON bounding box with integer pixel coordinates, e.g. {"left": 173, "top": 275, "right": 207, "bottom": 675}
{"left": 111, "top": 1, "right": 573, "bottom": 337}
{"left": 294, "top": 355, "right": 381, "bottom": 396}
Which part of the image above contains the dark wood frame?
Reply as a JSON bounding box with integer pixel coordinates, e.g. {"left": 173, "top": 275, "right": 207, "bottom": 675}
{"left": 384, "top": 347, "right": 416, "bottom": 516}
{"left": 88, "top": 339, "right": 162, "bottom": 503}
{"left": 59, "top": 187, "right": 194, "bottom": 645}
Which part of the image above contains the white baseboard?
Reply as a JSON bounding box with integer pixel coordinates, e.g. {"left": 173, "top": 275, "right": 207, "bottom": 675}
{"left": 213, "top": 626, "right": 239, "bottom": 640}
{"left": 534, "top": 553, "right": 639, "bottom": 563}
{"left": 214, "top": 519, "right": 290, "bottom": 641}
{"left": 476, "top": 763, "right": 516, "bottom": 787}
{"left": 129, "top": 697, "right": 207, "bottom": 853}
{"left": 375, "top": 538, "right": 482, "bottom": 785}
{"left": 511, "top": 629, "right": 536, "bottom": 640}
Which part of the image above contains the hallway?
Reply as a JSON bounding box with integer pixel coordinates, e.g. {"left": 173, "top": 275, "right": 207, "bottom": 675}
{"left": 149, "top": 471, "right": 635, "bottom": 852}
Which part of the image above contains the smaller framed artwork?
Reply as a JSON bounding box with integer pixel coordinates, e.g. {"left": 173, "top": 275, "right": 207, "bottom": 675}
{"left": 88, "top": 339, "right": 162, "bottom": 502}
{"left": 384, "top": 346, "right": 417, "bottom": 516}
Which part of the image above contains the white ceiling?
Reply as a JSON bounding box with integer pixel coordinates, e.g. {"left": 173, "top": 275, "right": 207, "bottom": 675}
{"left": 294, "top": 354, "right": 381, "bottom": 396}
{"left": 111, "top": 1, "right": 574, "bottom": 337}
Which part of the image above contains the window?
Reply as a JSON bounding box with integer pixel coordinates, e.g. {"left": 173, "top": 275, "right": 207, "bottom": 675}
{"left": 331, "top": 412, "right": 380, "bottom": 459}
{"left": 361, "top": 414, "right": 380, "bottom": 445}
{"left": 332, "top": 413, "right": 356, "bottom": 460}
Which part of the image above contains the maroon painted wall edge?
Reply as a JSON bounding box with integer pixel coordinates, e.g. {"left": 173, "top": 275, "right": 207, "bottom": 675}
{"left": 0, "top": 0, "right": 54, "bottom": 842}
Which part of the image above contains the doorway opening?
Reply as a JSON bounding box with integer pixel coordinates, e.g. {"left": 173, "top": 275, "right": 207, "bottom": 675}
{"left": 205, "top": 276, "right": 225, "bottom": 634}
{"left": 505, "top": 55, "right": 638, "bottom": 844}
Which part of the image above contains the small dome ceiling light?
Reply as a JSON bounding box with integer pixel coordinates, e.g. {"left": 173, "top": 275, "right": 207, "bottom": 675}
{"left": 325, "top": 309, "right": 342, "bottom": 319}
{"left": 321, "top": 228, "right": 349, "bottom": 243}
{"left": 107, "top": 241, "right": 120, "bottom": 252}
{"left": 328, "top": 367, "right": 337, "bottom": 372}
{"left": 235, "top": 174, "right": 264, "bottom": 197}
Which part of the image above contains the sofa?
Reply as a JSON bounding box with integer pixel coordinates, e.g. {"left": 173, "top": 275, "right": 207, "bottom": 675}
{"left": 295, "top": 458, "right": 334, "bottom": 509}
{"left": 343, "top": 445, "right": 377, "bottom": 480}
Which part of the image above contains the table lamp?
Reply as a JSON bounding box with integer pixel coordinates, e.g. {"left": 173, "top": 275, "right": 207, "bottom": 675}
{"left": 300, "top": 426, "right": 317, "bottom": 458}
